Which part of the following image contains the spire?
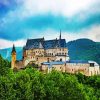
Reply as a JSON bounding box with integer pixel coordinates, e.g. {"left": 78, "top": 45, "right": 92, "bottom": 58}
{"left": 12, "top": 44, "right": 16, "bottom": 53}
{"left": 43, "top": 37, "right": 44, "bottom": 40}
{"left": 59, "top": 30, "right": 61, "bottom": 40}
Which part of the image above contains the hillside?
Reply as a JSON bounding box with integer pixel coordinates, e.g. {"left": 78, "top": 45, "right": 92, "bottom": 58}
{"left": 67, "top": 38, "right": 100, "bottom": 64}
{"left": 0, "top": 39, "right": 100, "bottom": 64}
{"left": 0, "top": 47, "right": 23, "bottom": 61}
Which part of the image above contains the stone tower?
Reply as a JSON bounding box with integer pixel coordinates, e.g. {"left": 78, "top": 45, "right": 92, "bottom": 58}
{"left": 11, "top": 44, "right": 16, "bottom": 69}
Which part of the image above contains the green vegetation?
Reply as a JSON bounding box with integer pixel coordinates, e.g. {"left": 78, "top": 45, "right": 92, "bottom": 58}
{"left": 0, "top": 55, "right": 100, "bottom": 100}
{"left": 67, "top": 39, "right": 100, "bottom": 64}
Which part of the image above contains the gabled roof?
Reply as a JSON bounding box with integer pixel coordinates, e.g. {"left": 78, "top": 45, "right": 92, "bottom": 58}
{"left": 44, "top": 39, "right": 58, "bottom": 49}
{"left": 24, "top": 38, "right": 66, "bottom": 50}
{"left": 25, "top": 38, "right": 44, "bottom": 49}
{"left": 44, "top": 39, "right": 66, "bottom": 49}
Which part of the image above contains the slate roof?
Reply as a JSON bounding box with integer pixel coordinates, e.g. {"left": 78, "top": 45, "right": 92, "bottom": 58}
{"left": 24, "top": 38, "right": 44, "bottom": 49}
{"left": 42, "top": 61, "right": 65, "bottom": 65}
{"left": 42, "top": 61, "right": 65, "bottom": 68}
{"left": 24, "top": 38, "right": 66, "bottom": 50}
{"left": 66, "top": 60, "right": 88, "bottom": 64}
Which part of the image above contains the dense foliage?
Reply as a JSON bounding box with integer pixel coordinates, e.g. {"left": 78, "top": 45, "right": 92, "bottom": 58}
{"left": 0, "top": 55, "right": 100, "bottom": 100}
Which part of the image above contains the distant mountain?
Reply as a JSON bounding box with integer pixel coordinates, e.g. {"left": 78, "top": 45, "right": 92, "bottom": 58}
{"left": 67, "top": 38, "right": 100, "bottom": 65}
{"left": 0, "top": 47, "right": 23, "bottom": 61}
{"left": 0, "top": 38, "right": 100, "bottom": 65}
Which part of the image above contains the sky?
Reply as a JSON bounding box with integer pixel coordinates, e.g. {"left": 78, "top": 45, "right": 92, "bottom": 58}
{"left": 0, "top": 0, "right": 100, "bottom": 49}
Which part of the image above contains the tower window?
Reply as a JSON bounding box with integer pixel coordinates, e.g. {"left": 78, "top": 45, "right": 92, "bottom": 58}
{"left": 90, "top": 63, "right": 94, "bottom": 67}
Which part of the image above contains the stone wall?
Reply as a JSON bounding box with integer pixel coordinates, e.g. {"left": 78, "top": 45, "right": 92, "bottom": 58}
{"left": 41, "top": 62, "right": 100, "bottom": 76}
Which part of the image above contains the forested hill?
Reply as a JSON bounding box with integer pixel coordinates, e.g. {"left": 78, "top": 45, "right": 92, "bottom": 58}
{"left": 67, "top": 39, "right": 100, "bottom": 65}
{"left": 0, "top": 39, "right": 100, "bottom": 64}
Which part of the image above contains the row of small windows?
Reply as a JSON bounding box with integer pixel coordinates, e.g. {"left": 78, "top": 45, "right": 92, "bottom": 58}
{"left": 35, "top": 51, "right": 44, "bottom": 53}
{"left": 71, "top": 68, "right": 87, "bottom": 71}
{"left": 47, "top": 53, "right": 66, "bottom": 56}
{"left": 59, "top": 49, "right": 65, "bottom": 51}
{"left": 68, "top": 64, "right": 88, "bottom": 66}
{"left": 28, "top": 50, "right": 67, "bottom": 55}
{"left": 27, "top": 51, "right": 44, "bottom": 54}
{"left": 91, "top": 71, "right": 99, "bottom": 75}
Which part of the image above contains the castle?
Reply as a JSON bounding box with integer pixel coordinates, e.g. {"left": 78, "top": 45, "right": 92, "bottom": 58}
{"left": 11, "top": 32, "right": 100, "bottom": 76}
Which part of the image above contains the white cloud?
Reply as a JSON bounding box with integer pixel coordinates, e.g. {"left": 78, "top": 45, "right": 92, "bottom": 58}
{"left": 41, "top": 25, "right": 100, "bottom": 42}
{"left": 20, "top": 0, "right": 99, "bottom": 18}
{"left": 0, "top": 39, "right": 26, "bottom": 49}
{"left": 0, "top": 25, "right": 100, "bottom": 49}
{"left": 2, "top": 0, "right": 99, "bottom": 21}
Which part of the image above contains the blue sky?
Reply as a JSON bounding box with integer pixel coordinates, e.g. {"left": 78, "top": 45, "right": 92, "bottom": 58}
{"left": 0, "top": 0, "right": 100, "bottom": 48}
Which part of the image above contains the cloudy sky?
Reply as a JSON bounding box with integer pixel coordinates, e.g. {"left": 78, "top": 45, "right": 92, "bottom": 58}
{"left": 0, "top": 0, "right": 100, "bottom": 49}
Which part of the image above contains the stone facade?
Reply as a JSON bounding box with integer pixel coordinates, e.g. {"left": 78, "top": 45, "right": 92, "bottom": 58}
{"left": 41, "top": 61, "right": 100, "bottom": 76}
{"left": 11, "top": 33, "right": 69, "bottom": 69}
{"left": 11, "top": 33, "right": 100, "bottom": 76}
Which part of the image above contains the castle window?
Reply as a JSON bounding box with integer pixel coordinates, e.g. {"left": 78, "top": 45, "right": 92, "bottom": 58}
{"left": 90, "top": 63, "right": 94, "bottom": 67}
{"left": 60, "top": 58, "right": 62, "bottom": 61}
{"left": 37, "top": 58, "right": 38, "bottom": 61}
{"left": 72, "top": 69, "right": 73, "bottom": 71}
{"left": 47, "top": 58, "right": 49, "bottom": 62}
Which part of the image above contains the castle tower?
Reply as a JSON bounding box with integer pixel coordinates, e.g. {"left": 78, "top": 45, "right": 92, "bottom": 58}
{"left": 11, "top": 44, "right": 16, "bottom": 69}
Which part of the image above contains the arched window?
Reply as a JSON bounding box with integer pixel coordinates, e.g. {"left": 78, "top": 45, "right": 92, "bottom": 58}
{"left": 60, "top": 58, "right": 62, "bottom": 61}
{"left": 47, "top": 58, "right": 49, "bottom": 62}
